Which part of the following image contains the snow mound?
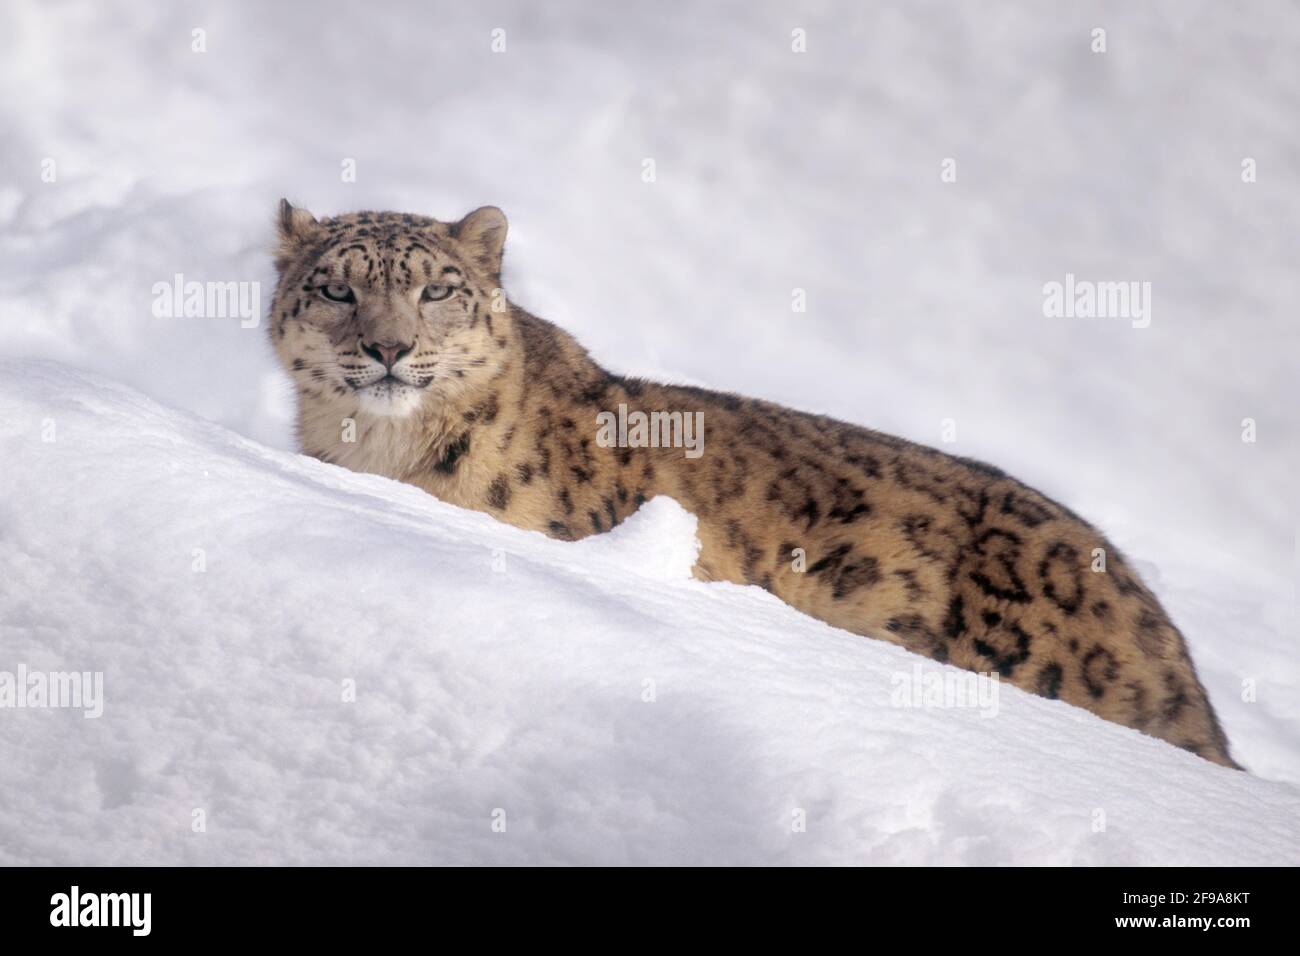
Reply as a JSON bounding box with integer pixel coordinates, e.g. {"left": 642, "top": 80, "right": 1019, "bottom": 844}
{"left": 1, "top": 358, "right": 1298, "bottom": 866}
{"left": 569, "top": 496, "right": 701, "bottom": 581}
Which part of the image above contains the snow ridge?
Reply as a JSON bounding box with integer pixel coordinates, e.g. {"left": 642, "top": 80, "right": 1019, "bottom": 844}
{"left": 2, "top": 359, "right": 1297, "bottom": 866}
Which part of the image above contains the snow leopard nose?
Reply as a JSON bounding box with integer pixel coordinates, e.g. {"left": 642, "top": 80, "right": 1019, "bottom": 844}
{"left": 360, "top": 339, "right": 414, "bottom": 370}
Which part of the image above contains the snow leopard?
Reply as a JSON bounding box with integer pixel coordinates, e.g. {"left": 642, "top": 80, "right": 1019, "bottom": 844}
{"left": 266, "top": 200, "right": 1240, "bottom": 769}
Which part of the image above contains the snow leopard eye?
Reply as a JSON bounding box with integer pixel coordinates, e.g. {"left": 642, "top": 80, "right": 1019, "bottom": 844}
{"left": 318, "top": 283, "right": 355, "bottom": 303}
{"left": 421, "top": 284, "right": 454, "bottom": 303}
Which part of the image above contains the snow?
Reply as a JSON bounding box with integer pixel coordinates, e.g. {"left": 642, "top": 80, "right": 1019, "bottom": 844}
{"left": 1, "top": 0, "right": 1298, "bottom": 863}
{"left": 2, "top": 360, "right": 1298, "bottom": 866}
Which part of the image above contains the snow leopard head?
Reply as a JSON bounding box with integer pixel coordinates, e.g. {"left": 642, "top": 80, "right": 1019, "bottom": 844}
{"left": 269, "top": 201, "right": 510, "bottom": 419}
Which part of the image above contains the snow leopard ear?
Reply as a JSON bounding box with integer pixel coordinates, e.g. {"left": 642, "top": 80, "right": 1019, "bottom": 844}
{"left": 275, "top": 199, "right": 319, "bottom": 272}
{"left": 451, "top": 206, "right": 508, "bottom": 277}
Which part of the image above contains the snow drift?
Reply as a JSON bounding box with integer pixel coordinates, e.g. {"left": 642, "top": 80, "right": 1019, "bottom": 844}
{"left": 1, "top": 359, "right": 1297, "bottom": 865}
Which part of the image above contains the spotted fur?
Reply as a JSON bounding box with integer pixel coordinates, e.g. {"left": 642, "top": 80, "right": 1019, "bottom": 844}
{"left": 268, "top": 201, "right": 1240, "bottom": 769}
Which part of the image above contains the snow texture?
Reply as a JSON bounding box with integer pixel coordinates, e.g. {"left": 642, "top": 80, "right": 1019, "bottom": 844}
{"left": 0, "top": 0, "right": 1297, "bottom": 864}
{"left": 2, "top": 360, "right": 1299, "bottom": 865}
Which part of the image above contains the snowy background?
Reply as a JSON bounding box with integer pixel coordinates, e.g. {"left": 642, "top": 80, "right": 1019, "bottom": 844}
{"left": 1, "top": 0, "right": 1297, "bottom": 863}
